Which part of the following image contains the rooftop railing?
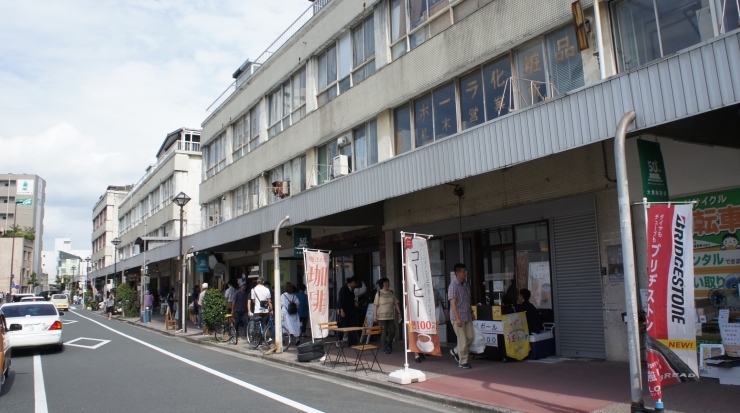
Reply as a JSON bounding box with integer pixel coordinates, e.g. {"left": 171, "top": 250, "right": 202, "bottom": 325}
{"left": 206, "top": 0, "right": 332, "bottom": 112}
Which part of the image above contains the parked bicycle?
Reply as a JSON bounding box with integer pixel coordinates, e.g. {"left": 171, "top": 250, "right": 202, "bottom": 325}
{"left": 214, "top": 314, "right": 238, "bottom": 345}
{"left": 246, "top": 314, "right": 291, "bottom": 350}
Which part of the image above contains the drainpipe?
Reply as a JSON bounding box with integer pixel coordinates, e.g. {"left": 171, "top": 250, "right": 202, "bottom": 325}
{"left": 593, "top": 0, "right": 606, "bottom": 80}
{"left": 273, "top": 216, "right": 290, "bottom": 353}
{"left": 614, "top": 110, "right": 644, "bottom": 411}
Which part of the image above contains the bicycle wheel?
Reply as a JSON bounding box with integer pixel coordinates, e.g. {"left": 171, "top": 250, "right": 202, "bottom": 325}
{"left": 214, "top": 325, "right": 228, "bottom": 342}
{"left": 265, "top": 326, "right": 292, "bottom": 350}
{"left": 282, "top": 327, "right": 291, "bottom": 350}
{"left": 228, "top": 325, "right": 238, "bottom": 345}
{"left": 246, "top": 320, "right": 261, "bottom": 349}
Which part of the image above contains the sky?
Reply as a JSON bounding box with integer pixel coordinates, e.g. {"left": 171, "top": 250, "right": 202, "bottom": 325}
{"left": 0, "top": 0, "right": 310, "bottom": 254}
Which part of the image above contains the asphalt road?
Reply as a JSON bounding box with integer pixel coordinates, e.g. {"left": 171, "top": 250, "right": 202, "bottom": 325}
{"left": 1, "top": 308, "right": 457, "bottom": 413}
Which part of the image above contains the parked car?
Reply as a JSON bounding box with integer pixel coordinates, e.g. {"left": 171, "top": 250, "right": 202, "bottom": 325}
{"left": 1, "top": 313, "right": 22, "bottom": 395}
{"left": 10, "top": 294, "right": 36, "bottom": 303}
{"left": 50, "top": 294, "right": 69, "bottom": 312}
{"left": 20, "top": 297, "right": 46, "bottom": 302}
{"left": 0, "top": 303, "right": 63, "bottom": 351}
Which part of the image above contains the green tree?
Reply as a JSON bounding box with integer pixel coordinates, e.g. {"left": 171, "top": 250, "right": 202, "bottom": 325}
{"left": 1, "top": 225, "right": 35, "bottom": 240}
{"left": 116, "top": 283, "right": 137, "bottom": 317}
{"left": 201, "top": 288, "right": 227, "bottom": 332}
{"left": 27, "top": 272, "right": 39, "bottom": 288}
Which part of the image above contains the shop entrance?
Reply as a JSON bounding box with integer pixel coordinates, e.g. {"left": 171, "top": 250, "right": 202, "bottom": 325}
{"left": 444, "top": 237, "right": 472, "bottom": 343}
{"left": 481, "top": 227, "right": 516, "bottom": 307}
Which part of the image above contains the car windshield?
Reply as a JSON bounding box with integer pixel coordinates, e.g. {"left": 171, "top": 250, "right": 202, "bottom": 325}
{"left": 52, "top": 295, "right": 66, "bottom": 299}
{"left": 2, "top": 304, "right": 58, "bottom": 318}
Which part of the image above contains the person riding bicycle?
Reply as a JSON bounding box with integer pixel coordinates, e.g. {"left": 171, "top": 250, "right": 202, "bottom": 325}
{"left": 231, "top": 281, "right": 250, "bottom": 337}
{"left": 248, "top": 277, "right": 272, "bottom": 331}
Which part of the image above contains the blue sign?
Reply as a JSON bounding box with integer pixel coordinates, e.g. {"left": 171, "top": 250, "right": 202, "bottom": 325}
{"left": 195, "top": 253, "right": 210, "bottom": 273}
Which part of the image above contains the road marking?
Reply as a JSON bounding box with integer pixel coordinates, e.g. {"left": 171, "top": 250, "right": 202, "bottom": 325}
{"left": 65, "top": 337, "right": 111, "bottom": 349}
{"left": 70, "top": 310, "right": 323, "bottom": 413}
{"left": 34, "top": 353, "right": 48, "bottom": 413}
{"left": 61, "top": 320, "right": 78, "bottom": 325}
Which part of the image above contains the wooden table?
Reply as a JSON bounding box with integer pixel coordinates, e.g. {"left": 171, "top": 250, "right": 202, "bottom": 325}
{"left": 328, "top": 327, "right": 364, "bottom": 368}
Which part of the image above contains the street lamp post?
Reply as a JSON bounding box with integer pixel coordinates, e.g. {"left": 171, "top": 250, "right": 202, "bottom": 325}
{"left": 85, "top": 257, "right": 90, "bottom": 307}
{"left": 8, "top": 199, "right": 23, "bottom": 301}
{"left": 172, "top": 192, "right": 191, "bottom": 333}
{"left": 70, "top": 265, "right": 76, "bottom": 294}
{"left": 111, "top": 237, "right": 121, "bottom": 298}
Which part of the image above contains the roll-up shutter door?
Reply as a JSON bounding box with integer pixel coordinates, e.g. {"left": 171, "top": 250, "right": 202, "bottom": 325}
{"left": 552, "top": 213, "right": 605, "bottom": 359}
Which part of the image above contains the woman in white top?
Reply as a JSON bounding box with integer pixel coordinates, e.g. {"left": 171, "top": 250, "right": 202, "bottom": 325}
{"left": 281, "top": 282, "right": 302, "bottom": 344}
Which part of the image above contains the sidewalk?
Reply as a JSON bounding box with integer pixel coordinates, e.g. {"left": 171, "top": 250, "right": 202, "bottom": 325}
{"left": 99, "top": 310, "right": 739, "bottom": 413}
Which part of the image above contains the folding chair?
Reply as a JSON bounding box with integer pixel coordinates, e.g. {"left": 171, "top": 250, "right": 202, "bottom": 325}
{"left": 351, "top": 326, "right": 383, "bottom": 373}
{"left": 318, "top": 321, "right": 339, "bottom": 366}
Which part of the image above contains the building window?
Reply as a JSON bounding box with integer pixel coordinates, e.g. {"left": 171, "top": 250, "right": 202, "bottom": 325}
{"left": 352, "top": 15, "right": 376, "bottom": 84}
{"left": 316, "top": 140, "right": 338, "bottom": 184}
{"left": 233, "top": 117, "right": 247, "bottom": 161}
{"left": 390, "top": 0, "right": 456, "bottom": 61}
{"left": 203, "top": 133, "right": 227, "bottom": 179}
{"left": 268, "top": 66, "right": 306, "bottom": 138}
{"left": 353, "top": 120, "right": 378, "bottom": 171}
{"left": 482, "top": 55, "right": 512, "bottom": 120}
{"left": 395, "top": 81, "right": 458, "bottom": 154}
{"left": 612, "top": 0, "right": 716, "bottom": 72}
{"left": 394, "top": 103, "right": 413, "bottom": 154}
{"left": 317, "top": 43, "right": 338, "bottom": 106}
{"left": 515, "top": 40, "right": 549, "bottom": 107}
{"left": 250, "top": 105, "right": 260, "bottom": 151}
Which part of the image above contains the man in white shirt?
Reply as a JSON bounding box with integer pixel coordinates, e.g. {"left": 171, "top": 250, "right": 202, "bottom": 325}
{"left": 198, "top": 283, "right": 208, "bottom": 329}
{"left": 224, "top": 281, "right": 236, "bottom": 305}
{"left": 248, "top": 277, "right": 272, "bottom": 329}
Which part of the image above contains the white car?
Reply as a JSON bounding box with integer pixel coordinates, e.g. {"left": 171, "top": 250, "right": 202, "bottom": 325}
{"left": 0, "top": 302, "right": 63, "bottom": 350}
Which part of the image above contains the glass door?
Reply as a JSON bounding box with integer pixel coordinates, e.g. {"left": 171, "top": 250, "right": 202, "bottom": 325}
{"left": 482, "top": 247, "right": 515, "bottom": 306}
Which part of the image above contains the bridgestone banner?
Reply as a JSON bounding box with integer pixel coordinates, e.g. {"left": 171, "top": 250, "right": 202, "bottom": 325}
{"left": 646, "top": 204, "right": 699, "bottom": 400}
{"left": 304, "top": 250, "right": 330, "bottom": 339}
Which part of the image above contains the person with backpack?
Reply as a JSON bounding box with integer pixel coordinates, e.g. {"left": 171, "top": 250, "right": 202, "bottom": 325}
{"left": 280, "top": 282, "right": 301, "bottom": 345}
{"left": 373, "top": 277, "right": 401, "bottom": 354}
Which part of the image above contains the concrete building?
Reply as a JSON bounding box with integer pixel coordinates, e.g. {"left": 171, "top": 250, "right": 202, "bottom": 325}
{"left": 90, "top": 0, "right": 740, "bottom": 361}
{"left": 91, "top": 185, "right": 132, "bottom": 271}
{"left": 90, "top": 128, "right": 202, "bottom": 293}
{"left": 1, "top": 174, "right": 46, "bottom": 295}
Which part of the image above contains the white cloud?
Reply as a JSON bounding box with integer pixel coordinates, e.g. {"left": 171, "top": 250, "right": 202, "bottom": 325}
{"left": 0, "top": 0, "right": 311, "bottom": 251}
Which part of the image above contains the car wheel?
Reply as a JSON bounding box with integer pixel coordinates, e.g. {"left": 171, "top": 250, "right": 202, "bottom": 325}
{"left": 56, "top": 343, "right": 64, "bottom": 353}
{"left": 0, "top": 368, "right": 5, "bottom": 394}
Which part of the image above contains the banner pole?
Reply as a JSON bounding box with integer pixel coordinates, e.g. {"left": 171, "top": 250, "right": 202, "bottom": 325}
{"left": 303, "top": 247, "right": 314, "bottom": 345}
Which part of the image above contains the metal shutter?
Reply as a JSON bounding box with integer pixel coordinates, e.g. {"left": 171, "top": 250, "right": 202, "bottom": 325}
{"left": 552, "top": 213, "right": 605, "bottom": 359}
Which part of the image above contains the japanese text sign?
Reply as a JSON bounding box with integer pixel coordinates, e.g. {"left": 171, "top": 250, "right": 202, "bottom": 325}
{"left": 637, "top": 139, "right": 669, "bottom": 202}
{"left": 304, "top": 250, "right": 330, "bottom": 339}
{"left": 645, "top": 204, "right": 698, "bottom": 400}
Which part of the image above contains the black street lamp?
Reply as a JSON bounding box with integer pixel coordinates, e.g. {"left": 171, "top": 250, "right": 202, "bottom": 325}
{"left": 172, "top": 192, "right": 190, "bottom": 332}
{"left": 111, "top": 237, "right": 121, "bottom": 297}
{"left": 85, "top": 256, "right": 90, "bottom": 304}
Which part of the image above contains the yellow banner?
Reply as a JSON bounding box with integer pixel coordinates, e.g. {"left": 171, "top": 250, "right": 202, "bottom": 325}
{"left": 502, "top": 312, "right": 530, "bottom": 360}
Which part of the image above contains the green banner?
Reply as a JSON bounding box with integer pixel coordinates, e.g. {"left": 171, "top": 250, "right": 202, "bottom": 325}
{"left": 637, "top": 139, "right": 669, "bottom": 202}
{"left": 293, "top": 228, "right": 312, "bottom": 258}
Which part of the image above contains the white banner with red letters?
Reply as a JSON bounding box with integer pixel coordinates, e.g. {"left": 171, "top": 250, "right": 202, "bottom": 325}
{"left": 304, "top": 250, "right": 330, "bottom": 339}
{"left": 646, "top": 204, "right": 699, "bottom": 400}
{"left": 403, "top": 235, "right": 441, "bottom": 356}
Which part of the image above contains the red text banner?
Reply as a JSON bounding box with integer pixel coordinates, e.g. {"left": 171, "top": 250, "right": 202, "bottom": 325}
{"left": 304, "top": 250, "right": 330, "bottom": 339}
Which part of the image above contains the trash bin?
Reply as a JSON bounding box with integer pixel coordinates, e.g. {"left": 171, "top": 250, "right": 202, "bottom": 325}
{"left": 141, "top": 309, "right": 150, "bottom": 323}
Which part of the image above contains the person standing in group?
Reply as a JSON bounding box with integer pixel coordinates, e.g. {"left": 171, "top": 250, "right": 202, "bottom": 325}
{"left": 296, "top": 284, "right": 309, "bottom": 339}
{"left": 144, "top": 290, "right": 154, "bottom": 312}
{"left": 106, "top": 291, "right": 116, "bottom": 320}
{"left": 231, "top": 281, "right": 250, "bottom": 337}
{"left": 191, "top": 285, "right": 201, "bottom": 327}
{"left": 166, "top": 287, "right": 176, "bottom": 315}
{"left": 281, "top": 282, "right": 302, "bottom": 345}
{"left": 373, "top": 277, "right": 401, "bottom": 354}
{"left": 248, "top": 277, "right": 271, "bottom": 329}
{"left": 224, "top": 281, "right": 236, "bottom": 307}
{"left": 449, "top": 263, "right": 473, "bottom": 369}
{"left": 197, "top": 283, "right": 208, "bottom": 330}
{"left": 337, "top": 276, "right": 359, "bottom": 346}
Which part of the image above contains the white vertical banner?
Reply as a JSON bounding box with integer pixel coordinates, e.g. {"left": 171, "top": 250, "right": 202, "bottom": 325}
{"left": 304, "top": 250, "right": 330, "bottom": 339}
{"left": 405, "top": 237, "right": 436, "bottom": 334}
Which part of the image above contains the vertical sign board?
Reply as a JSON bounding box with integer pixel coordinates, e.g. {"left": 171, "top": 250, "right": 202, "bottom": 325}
{"left": 293, "top": 228, "right": 312, "bottom": 258}
{"left": 404, "top": 236, "right": 442, "bottom": 356}
{"left": 304, "top": 250, "right": 330, "bottom": 339}
{"left": 502, "top": 312, "right": 530, "bottom": 360}
{"left": 645, "top": 204, "right": 699, "bottom": 400}
{"left": 637, "top": 139, "right": 670, "bottom": 202}
{"left": 16, "top": 179, "right": 34, "bottom": 195}
{"left": 195, "top": 253, "right": 210, "bottom": 273}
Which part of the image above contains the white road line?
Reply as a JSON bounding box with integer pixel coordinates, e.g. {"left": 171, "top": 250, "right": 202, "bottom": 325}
{"left": 70, "top": 310, "right": 323, "bottom": 413}
{"left": 34, "top": 353, "right": 48, "bottom": 413}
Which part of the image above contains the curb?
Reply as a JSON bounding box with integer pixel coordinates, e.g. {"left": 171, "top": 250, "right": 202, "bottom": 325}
{"left": 96, "top": 311, "right": 518, "bottom": 413}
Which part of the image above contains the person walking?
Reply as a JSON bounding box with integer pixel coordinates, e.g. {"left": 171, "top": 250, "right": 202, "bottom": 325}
{"left": 224, "top": 281, "right": 236, "bottom": 306}
{"left": 373, "top": 277, "right": 401, "bottom": 354}
{"left": 197, "top": 283, "right": 208, "bottom": 330}
{"left": 248, "top": 277, "right": 271, "bottom": 329}
{"left": 106, "top": 292, "right": 116, "bottom": 320}
{"left": 337, "top": 276, "right": 359, "bottom": 346}
{"left": 231, "top": 281, "right": 250, "bottom": 337}
{"left": 296, "top": 284, "right": 309, "bottom": 339}
{"left": 448, "top": 263, "right": 473, "bottom": 369}
{"left": 191, "top": 285, "right": 200, "bottom": 327}
{"left": 166, "top": 287, "right": 176, "bottom": 315}
{"left": 281, "top": 282, "right": 302, "bottom": 345}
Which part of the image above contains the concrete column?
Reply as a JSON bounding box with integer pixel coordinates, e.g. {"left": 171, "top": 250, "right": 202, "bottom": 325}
{"left": 384, "top": 230, "right": 395, "bottom": 285}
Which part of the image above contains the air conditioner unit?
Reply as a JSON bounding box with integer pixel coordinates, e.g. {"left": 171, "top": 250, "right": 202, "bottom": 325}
{"left": 271, "top": 181, "right": 290, "bottom": 198}
{"left": 333, "top": 155, "right": 349, "bottom": 177}
{"left": 337, "top": 135, "right": 351, "bottom": 147}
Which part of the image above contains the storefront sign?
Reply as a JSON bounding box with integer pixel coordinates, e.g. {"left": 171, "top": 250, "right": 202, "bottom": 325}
{"left": 473, "top": 320, "right": 503, "bottom": 347}
{"left": 195, "top": 253, "right": 210, "bottom": 273}
{"left": 16, "top": 179, "right": 34, "bottom": 195}
{"left": 404, "top": 236, "right": 441, "bottom": 356}
{"left": 527, "top": 262, "right": 552, "bottom": 309}
{"left": 304, "top": 250, "right": 330, "bottom": 339}
{"left": 637, "top": 139, "right": 669, "bottom": 201}
{"left": 502, "top": 312, "right": 530, "bottom": 360}
{"left": 645, "top": 204, "right": 699, "bottom": 400}
{"left": 16, "top": 198, "right": 32, "bottom": 206}
{"left": 673, "top": 188, "right": 740, "bottom": 311}
{"left": 293, "top": 228, "right": 312, "bottom": 258}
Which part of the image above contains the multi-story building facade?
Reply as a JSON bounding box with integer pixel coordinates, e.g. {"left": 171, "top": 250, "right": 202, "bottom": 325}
{"left": 91, "top": 185, "right": 132, "bottom": 271}
{"left": 1, "top": 174, "right": 46, "bottom": 294}
{"left": 93, "top": 0, "right": 740, "bottom": 362}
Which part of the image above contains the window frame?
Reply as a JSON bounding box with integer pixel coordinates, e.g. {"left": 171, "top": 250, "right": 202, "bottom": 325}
{"left": 389, "top": 0, "right": 454, "bottom": 60}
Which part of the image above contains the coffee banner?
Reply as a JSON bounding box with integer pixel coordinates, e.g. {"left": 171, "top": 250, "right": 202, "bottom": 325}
{"left": 646, "top": 204, "right": 699, "bottom": 400}
{"left": 304, "top": 250, "right": 330, "bottom": 339}
{"left": 502, "top": 312, "right": 530, "bottom": 360}
{"left": 404, "top": 235, "right": 441, "bottom": 356}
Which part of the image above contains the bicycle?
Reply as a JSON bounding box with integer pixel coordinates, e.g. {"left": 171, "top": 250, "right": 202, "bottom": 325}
{"left": 246, "top": 313, "right": 291, "bottom": 350}
{"left": 214, "top": 314, "right": 238, "bottom": 345}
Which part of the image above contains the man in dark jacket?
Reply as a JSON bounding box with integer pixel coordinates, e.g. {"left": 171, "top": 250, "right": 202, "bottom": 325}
{"left": 337, "top": 276, "right": 358, "bottom": 346}
{"left": 519, "top": 288, "right": 543, "bottom": 334}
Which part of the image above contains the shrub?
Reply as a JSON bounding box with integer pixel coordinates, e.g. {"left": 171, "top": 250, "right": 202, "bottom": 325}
{"left": 116, "top": 283, "right": 137, "bottom": 317}
{"left": 202, "top": 288, "right": 227, "bottom": 331}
